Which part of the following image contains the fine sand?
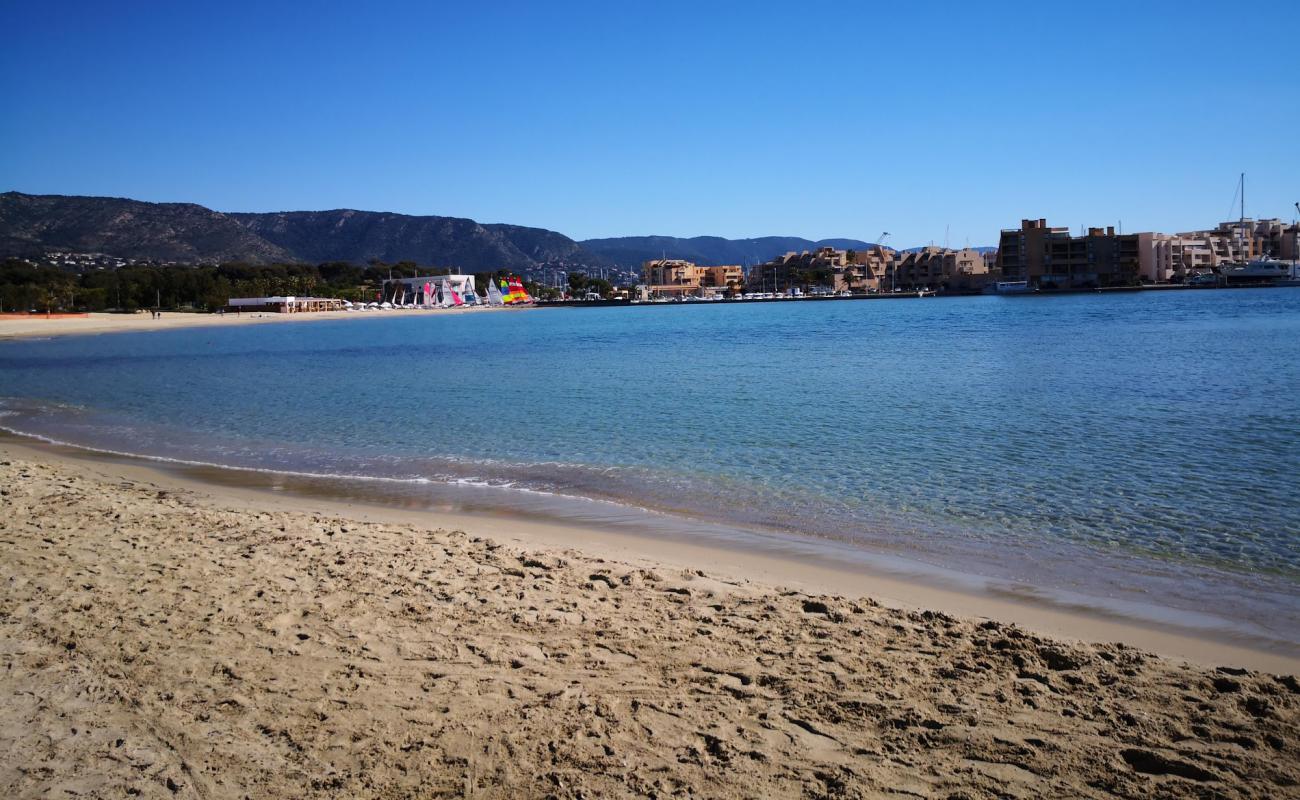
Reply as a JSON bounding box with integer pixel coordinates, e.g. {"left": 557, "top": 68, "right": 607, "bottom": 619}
{"left": 0, "top": 307, "right": 519, "bottom": 340}
{"left": 2, "top": 447, "right": 1298, "bottom": 798}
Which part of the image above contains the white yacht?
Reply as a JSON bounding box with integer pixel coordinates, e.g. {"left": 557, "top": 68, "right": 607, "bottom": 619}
{"left": 1222, "top": 257, "right": 1292, "bottom": 284}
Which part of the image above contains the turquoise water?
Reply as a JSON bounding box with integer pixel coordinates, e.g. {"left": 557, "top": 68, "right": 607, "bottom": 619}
{"left": 2, "top": 290, "right": 1298, "bottom": 643}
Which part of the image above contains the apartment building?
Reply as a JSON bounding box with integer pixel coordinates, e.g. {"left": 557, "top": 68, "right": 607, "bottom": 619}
{"left": 841, "top": 245, "right": 895, "bottom": 292}
{"left": 642, "top": 259, "right": 699, "bottom": 287}
{"left": 640, "top": 259, "right": 742, "bottom": 297}
{"left": 996, "top": 219, "right": 1140, "bottom": 287}
{"left": 751, "top": 247, "right": 848, "bottom": 292}
{"left": 1134, "top": 220, "right": 1300, "bottom": 281}
{"left": 702, "top": 265, "right": 744, "bottom": 289}
{"left": 1000, "top": 215, "right": 1300, "bottom": 285}
{"left": 886, "top": 247, "right": 994, "bottom": 291}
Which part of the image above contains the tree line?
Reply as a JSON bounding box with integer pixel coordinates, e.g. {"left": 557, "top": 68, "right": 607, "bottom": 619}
{"left": 0, "top": 260, "right": 561, "bottom": 313}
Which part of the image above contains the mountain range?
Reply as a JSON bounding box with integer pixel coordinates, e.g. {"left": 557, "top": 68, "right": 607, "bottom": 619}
{"left": 0, "top": 192, "right": 588, "bottom": 271}
{"left": 1, "top": 191, "right": 921, "bottom": 271}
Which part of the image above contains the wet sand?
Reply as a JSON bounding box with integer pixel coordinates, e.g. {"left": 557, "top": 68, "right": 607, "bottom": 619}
{"left": 2, "top": 442, "right": 1298, "bottom": 798}
{"left": 0, "top": 306, "right": 520, "bottom": 340}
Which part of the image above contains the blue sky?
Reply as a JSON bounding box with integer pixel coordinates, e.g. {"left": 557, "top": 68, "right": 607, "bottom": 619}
{"left": 2, "top": 1, "right": 1297, "bottom": 247}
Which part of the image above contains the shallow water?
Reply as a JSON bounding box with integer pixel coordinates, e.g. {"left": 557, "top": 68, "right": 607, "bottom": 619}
{"left": 2, "top": 290, "right": 1298, "bottom": 645}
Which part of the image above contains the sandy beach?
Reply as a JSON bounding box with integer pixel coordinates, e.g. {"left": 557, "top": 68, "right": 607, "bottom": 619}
{"left": 0, "top": 307, "right": 518, "bottom": 340}
{"left": 2, "top": 442, "right": 1297, "bottom": 798}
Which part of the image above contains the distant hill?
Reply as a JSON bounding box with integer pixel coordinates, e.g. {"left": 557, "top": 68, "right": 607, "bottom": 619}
{"left": 0, "top": 192, "right": 295, "bottom": 263}
{"left": 1, "top": 192, "right": 937, "bottom": 272}
{"left": 229, "top": 210, "right": 589, "bottom": 270}
{"left": 578, "top": 235, "right": 877, "bottom": 268}
{"left": 0, "top": 192, "right": 592, "bottom": 270}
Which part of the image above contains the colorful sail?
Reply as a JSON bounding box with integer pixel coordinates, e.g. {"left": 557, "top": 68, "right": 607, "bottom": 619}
{"left": 509, "top": 277, "right": 532, "bottom": 304}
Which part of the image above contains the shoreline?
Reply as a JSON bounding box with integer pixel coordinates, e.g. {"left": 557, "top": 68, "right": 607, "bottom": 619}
{"left": 4, "top": 435, "right": 1296, "bottom": 674}
{"left": 4, "top": 285, "right": 1293, "bottom": 341}
{"left": 0, "top": 306, "right": 524, "bottom": 340}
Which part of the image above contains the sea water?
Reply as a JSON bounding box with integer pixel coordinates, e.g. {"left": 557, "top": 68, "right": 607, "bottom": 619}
{"left": 2, "top": 290, "right": 1297, "bottom": 647}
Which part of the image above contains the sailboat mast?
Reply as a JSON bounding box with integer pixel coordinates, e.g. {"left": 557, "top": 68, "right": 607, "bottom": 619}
{"left": 1240, "top": 172, "right": 1246, "bottom": 260}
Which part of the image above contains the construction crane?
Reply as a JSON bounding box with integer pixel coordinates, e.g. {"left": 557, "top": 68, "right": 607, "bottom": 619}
{"left": 877, "top": 232, "right": 894, "bottom": 292}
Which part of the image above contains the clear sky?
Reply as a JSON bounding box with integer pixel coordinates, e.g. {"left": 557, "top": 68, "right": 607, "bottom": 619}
{"left": 2, "top": 0, "right": 1297, "bottom": 247}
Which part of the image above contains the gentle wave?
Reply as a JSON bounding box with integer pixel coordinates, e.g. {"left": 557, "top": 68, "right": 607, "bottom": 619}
{"left": 0, "top": 419, "right": 636, "bottom": 507}
{"left": 4, "top": 409, "right": 1298, "bottom": 652}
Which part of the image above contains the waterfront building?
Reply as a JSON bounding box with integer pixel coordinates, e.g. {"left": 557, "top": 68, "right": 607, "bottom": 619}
{"left": 751, "top": 247, "right": 848, "bottom": 293}
{"left": 888, "top": 247, "right": 993, "bottom": 291}
{"left": 1001, "top": 216, "right": 1300, "bottom": 285}
{"left": 996, "top": 219, "right": 1140, "bottom": 288}
{"left": 1145, "top": 234, "right": 1216, "bottom": 281}
{"left": 641, "top": 259, "right": 742, "bottom": 297}
{"left": 702, "top": 265, "right": 744, "bottom": 290}
{"left": 842, "top": 245, "right": 895, "bottom": 292}
{"left": 1173, "top": 219, "right": 1300, "bottom": 270}
{"left": 996, "top": 219, "right": 1064, "bottom": 284}
{"left": 1137, "top": 220, "right": 1300, "bottom": 282}
{"left": 642, "top": 259, "right": 699, "bottom": 287}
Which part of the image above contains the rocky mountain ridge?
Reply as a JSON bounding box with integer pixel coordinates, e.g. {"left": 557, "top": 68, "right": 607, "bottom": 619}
{"left": 2, "top": 192, "right": 951, "bottom": 270}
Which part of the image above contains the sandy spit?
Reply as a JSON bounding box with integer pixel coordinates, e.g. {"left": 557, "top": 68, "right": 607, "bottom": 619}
{"left": 0, "top": 307, "right": 524, "bottom": 340}
{"left": 1, "top": 456, "right": 1297, "bottom": 799}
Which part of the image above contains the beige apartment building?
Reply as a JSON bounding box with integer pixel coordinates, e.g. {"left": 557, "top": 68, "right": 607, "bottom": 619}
{"left": 702, "top": 265, "right": 744, "bottom": 289}
{"left": 837, "top": 245, "right": 993, "bottom": 292}
{"left": 943, "top": 247, "right": 994, "bottom": 289}
{"left": 752, "top": 247, "right": 848, "bottom": 292}
{"left": 1162, "top": 219, "right": 1299, "bottom": 278}
{"left": 840, "top": 245, "right": 895, "bottom": 292}
{"left": 886, "top": 247, "right": 994, "bottom": 291}
{"left": 642, "top": 258, "right": 699, "bottom": 287}
{"left": 640, "top": 259, "right": 742, "bottom": 297}
{"left": 1133, "top": 220, "right": 1299, "bottom": 282}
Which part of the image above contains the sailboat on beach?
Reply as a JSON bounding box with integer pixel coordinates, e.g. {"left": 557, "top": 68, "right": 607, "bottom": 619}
{"left": 444, "top": 278, "right": 464, "bottom": 306}
{"left": 504, "top": 277, "right": 532, "bottom": 304}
